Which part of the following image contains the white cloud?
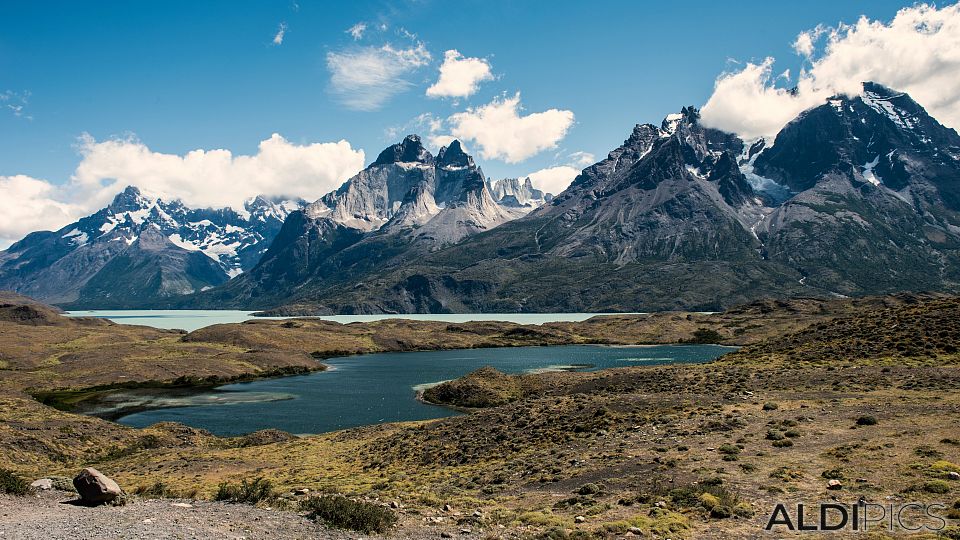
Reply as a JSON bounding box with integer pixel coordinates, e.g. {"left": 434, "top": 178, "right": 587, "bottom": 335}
{"left": 0, "top": 175, "right": 84, "bottom": 248}
{"left": 426, "top": 50, "right": 493, "bottom": 99}
{"left": 347, "top": 22, "right": 366, "bottom": 40}
{"left": 70, "top": 133, "right": 366, "bottom": 211}
{"left": 1, "top": 90, "right": 32, "bottom": 120}
{"left": 429, "top": 134, "right": 458, "bottom": 150}
{"left": 792, "top": 24, "right": 825, "bottom": 57}
{"left": 0, "top": 135, "right": 366, "bottom": 247}
{"left": 445, "top": 93, "right": 574, "bottom": 163}
{"left": 701, "top": 58, "right": 811, "bottom": 141}
{"left": 525, "top": 166, "right": 580, "bottom": 195}
{"left": 326, "top": 42, "right": 431, "bottom": 111}
{"left": 701, "top": 3, "right": 960, "bottom": 140}
{"left": 272, "top": 22, "right": 287, "bottom": 45}
{"left": 568, "top": 151, "right": 595, "bottom": 166}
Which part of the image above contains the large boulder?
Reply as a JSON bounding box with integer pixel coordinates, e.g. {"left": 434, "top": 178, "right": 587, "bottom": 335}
{"left": 73, "top": 468, "right": 122, "bottom": 504}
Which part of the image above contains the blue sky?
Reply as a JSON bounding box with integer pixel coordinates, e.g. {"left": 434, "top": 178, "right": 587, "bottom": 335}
{"left": 1, "top": 0, "right": 913, "bottom": 186}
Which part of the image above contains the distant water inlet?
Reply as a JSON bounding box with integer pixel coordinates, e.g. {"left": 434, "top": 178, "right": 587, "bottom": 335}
{"left": 64, "top": 310, "right": 643, "bottom": 332}
{"left": 108, "top": 344, "right": 734, "bottom": 436}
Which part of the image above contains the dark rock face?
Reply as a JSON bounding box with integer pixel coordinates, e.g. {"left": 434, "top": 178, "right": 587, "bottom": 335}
{"left": 73, "top": 467, "right": 122, "bottom": 504}
{"left": 372, "top": 135, "right": 433, "bottom": 166}
{"left": 751, "top": 82, "right": 960, "bottom": 295}
{"left": 10, "top": 84, "right": 960, "bottom": 313}
{"left": 188, "top": 137, "right": 524, "bottom": 309}
{"left": 0, "top": 187, "right": 305, "bottom": 307}
{"left": 206, "top": 83, "right": 960, "bottom": 314}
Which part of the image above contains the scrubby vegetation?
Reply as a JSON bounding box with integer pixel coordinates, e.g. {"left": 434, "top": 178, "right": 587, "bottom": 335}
{"left": 0, "top": 469, "right": 29, "bottom": 496}
{"left": 300, "top": 495, "right": 396, "bottom": 533}
{"left": 214, "top": 477, "right": 275, "bottom": 504}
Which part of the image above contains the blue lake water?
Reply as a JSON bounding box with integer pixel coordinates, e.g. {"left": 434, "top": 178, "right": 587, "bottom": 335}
{"left": 113, "top": 344, "right": 734, "bottom": 436}
{"left": 64, "top": 310, "right": 643, "bottom": 332}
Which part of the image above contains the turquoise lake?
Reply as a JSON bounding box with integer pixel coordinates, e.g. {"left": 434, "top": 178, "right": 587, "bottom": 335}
{"left": 108, "top": 344, "right": 734, "bottom": 436}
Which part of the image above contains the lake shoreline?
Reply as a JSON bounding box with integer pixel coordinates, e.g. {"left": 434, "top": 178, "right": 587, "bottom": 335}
{"left": 32, "top": 364, "right": 324, "bottom": 419}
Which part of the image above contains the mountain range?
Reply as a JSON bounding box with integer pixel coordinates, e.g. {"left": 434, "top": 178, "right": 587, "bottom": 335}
{"left": 0, "top": 188, "right": 306, "bottom": 308}
{"left": 2, "top": 82, "right": 958, "bottom": 312}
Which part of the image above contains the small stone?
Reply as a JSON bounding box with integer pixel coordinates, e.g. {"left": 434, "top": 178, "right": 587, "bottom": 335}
{"left": 459, "top": 528, "right": 472, "bottom": 535}
{"left": 948, "top": 471, "right": 960, "bottom": 481}
{"left": 655, "top": 501, "right": 667, "bottom": 508}
{"left": 30, "top": 479, "right": 52, "bottom": 490}
{"left": 827, "top": 480, "right": 843, "bottom": 490}
{"left": 574, "top": 516, "right": 586, "bottom": 524}
{"left": 171, "top": 502, "right": 193, "bottom": 508}
{"left": 472, "top": 510, "right": 483, "bottom": 518}
{"left": 443, "top": 504, "right": 453, "bottom": 512}
{"left": 142, "top": 519, "right": 153, "bottom": 524}
{"left": 440, "top": 533, "right": 453, "bottom": 539}
{"left": 628, "top": 527, "right": 644, "bottom": 535}
{"left": 390, "top": 500, "right": 401, "bottom": 509}
{"left": 293, "top": 488, "right": 310, "bottom": 495}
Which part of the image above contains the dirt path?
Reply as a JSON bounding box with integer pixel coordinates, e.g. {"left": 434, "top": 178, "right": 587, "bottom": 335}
{"left": 0, "top": 491, "right": 362, "bottom": 540}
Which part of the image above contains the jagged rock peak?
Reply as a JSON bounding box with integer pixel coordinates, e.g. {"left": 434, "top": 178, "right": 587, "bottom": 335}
{"left": 661, "top": 106, "right": 700, "bottom": 134}
{"left": 373, "top": 135, "right": 434, "bottom": 166}
{"left": 108, "top": 185, "right": 150, "bottom": 212}
{"left": 437, "top": 140, "right": 473, "bottom": 168}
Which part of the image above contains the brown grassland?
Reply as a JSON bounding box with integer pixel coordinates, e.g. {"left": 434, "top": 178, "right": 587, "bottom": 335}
{"left": 0, "top": 291, "right": 958, "bottom": 538}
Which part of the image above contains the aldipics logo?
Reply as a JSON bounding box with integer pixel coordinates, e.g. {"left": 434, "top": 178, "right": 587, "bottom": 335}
{"left": 765, "top": 502, "right": 948, "bottom": 533}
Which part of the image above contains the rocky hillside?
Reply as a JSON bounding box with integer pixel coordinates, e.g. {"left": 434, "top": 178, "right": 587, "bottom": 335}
{"left": 188, "top": 136, "right": 538, "bottom": 310}
{"left": 0, "top": 187, "right": 305, "bottom": 308}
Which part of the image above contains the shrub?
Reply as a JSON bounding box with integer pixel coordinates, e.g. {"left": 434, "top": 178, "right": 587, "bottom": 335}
{"left": 718, "top": 444, "right": 741, "bottom": 456}
{"left": 733, "top": 502, "right": 754, "bottom": 517}
{"left": 699, "top": 493, "right": 720, "bottom": 509}
{"left": 765, "top": 430, "right": 785, "bottom": 441}
{"left": 856, "top": 416, "right": 878, "bottom": 426}
{"left": 214, "top": 477, "right": 274, "bottom": 504}
{"left": 762, "top": 402, "right": 779, "bottom": 411}
{"left": 689, "top": 328, "right": 723, "bottom": 344}
{"left": 916, "top": 445, "right": 944, "bottom": 459}
{"left": 821, "top": 468, "right": 845, "bottom": 480}
{"left": 924, "top": 480, "right": 952, "bottom": 494}
{"left": 710, "top": 505, "right": 732, "bottom": 519}
{"left": 0, "top": 469, "right": 29, "bottom": 496}
{"left": 301, "top": 495, "right": 396, "bottom": 533}
{"left": 772, "top": 439, "right": 794, "bottom": 448}
{"left": 578, "top": 483, "right": 601, "bottom": 495}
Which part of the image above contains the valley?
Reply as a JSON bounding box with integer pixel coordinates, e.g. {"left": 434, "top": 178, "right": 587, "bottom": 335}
{"left": 1, "top": 292, "right": 958, "bottom": 538}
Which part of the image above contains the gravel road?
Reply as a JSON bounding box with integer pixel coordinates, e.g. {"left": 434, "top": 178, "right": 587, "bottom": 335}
{"left": 0, "top": 491, "right": 368, "bottom": 540}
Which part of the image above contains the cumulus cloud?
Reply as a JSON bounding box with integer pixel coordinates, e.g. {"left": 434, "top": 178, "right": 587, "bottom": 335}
{"left": 445, "top": 93, "right": 574, "bottom": 163}
{"left": 71, "top": 133, "right": 366, "bottom": 211}
{"left": 347, "top": 22, "right": 366, "bottom": 40}
{"left": 525, "top": 166, "right": 580, "bottom": 195}
{"left": 0, "top": 134, "right": 366, "bottom": 246}
{"left": 700, "top": 59, "right": 807, "bottom": 141}
{"left": 792, "top": 24, "right": 826, "bottom": 57}
{"left": 567, "top": 151, "right": 596, "bottom": 166}
{"left": 326, "top": 42, "right": 431, "bottom": 111}
{"left": 0, "top": 175, "right": 84, "bottom": 248}
{"left": 426, "top": 50, "right": 493, "bottom": 99}
{"left": 701, "top": 3, "right": 960, "bottom": 140}
{"left": 272, "top": 22, "right": 287, "bottom": 45}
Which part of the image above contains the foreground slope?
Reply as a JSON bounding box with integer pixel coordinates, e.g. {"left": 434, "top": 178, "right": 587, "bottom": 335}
{"left": 2, "top": 293, "right": 958, "bottom": 539}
